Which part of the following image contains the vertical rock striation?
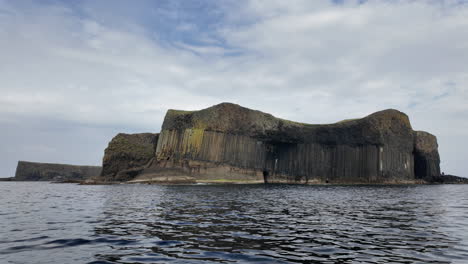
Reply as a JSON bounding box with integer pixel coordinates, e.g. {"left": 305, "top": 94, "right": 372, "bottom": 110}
{"left": 142, "top": 103, "right": 436, "bottom": 184}
{"left": 414, "top": 131, "right": 441, "bottom": 180}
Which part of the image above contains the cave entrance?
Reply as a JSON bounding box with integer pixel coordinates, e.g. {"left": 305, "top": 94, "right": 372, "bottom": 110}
{"left": 414, "top": 152, "right": 427, "bottom": 179}
{"left": 264, "top": 140, "right": 297, "bottom": 182}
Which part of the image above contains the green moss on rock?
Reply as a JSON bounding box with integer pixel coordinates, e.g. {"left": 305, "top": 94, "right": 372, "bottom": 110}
{"left": 100, "top": 133, "right": 159, "bottom": 181}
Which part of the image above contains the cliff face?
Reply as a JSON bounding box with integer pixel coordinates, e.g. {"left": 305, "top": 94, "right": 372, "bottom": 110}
{"left": 414, "top": 131, "right": 441, "bottom": 180}
{"left": 99, "top": 133, "right": 159, "bottom": 182}
{"left": 14, "top": 161, "right": 101, "bottom": 181}
{"left": 143, "top": 103, "right": 438, "bottom": 184}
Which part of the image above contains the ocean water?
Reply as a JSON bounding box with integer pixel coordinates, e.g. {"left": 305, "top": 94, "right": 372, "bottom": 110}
{"left": 1, "top": 182, "right": 468, "bottom": 264}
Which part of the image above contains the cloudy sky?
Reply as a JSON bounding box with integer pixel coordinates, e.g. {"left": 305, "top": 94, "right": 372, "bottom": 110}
{"left": 1, "top": 0, "right": 467, "bottom": 177}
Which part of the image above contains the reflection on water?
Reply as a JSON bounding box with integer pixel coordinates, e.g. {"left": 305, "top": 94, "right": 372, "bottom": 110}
{"left": 1, "top": 182, "right": 468, "bottom": 263}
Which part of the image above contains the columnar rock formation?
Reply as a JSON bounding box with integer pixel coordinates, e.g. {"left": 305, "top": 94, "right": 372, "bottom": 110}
{"left": 135, "top": 103, "right": 441, "bottom": 184}
{"left": 414, "top": 131, "right": 441, "bottom": 180}
{"left": 14, "top": 161, "right": 101, "bottom": 181}
{"left": 12, "top": 105, "right": 457, "bottom": 184}
{"left": 98, "top": 133, "right": 159, "bottom": 182}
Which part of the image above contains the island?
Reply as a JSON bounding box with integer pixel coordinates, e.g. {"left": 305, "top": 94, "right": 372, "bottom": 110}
{"left": 85, "top": 103, "right": 467, "bottom": 184}
{"left": 12, "top": 161, "right": 101, "bottom": 182}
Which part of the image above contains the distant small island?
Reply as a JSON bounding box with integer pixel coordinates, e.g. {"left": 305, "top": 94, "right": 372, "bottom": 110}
{"left": 3, "top": 161, "right": 101, "bottom": 182}
{"left": 3, "top": 103, "right": 467, "bottom": 184}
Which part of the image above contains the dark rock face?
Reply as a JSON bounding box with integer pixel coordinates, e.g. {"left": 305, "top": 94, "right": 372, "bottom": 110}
{"left": 0, "top": 177, "right": 14, "bottom": 181}
{"left": 99, "top": 133, "right": 159, "bottom": 182}
{"left": 14, "top": 161, "right": 101, "bottom": 181}
{"left": 428, "top": 174, "right": 468, "bottom": 184}
{"left": 147, "top": 103, "right": 438, "bottom": 184}
{"left": 414, "top": 131, "right": 441, "bottom": 180}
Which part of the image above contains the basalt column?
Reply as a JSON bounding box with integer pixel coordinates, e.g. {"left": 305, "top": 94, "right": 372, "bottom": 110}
{"left": 414, "top": 131, "right": 441, "bottom": 180}
{"left": 148, "top": 103, "right": 426, "bottom": 184}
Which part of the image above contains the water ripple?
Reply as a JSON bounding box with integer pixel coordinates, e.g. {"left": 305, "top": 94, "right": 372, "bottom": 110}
{"left": 1, "top": 182, "right": 468, "bottom": 263}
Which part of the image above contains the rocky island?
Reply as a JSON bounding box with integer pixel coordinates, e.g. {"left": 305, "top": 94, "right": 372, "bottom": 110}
{"left": 13, "top": 161, "right": 101, "bottom": 182}
{"left": 86, "top": 103, "right": 467, "bottom": 184}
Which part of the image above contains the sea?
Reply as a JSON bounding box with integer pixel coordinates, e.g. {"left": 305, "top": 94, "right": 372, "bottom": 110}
{"left": 1, "top": 182, "right": 468, "bottom": 264}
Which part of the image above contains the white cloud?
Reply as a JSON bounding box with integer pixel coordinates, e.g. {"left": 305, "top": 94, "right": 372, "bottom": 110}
{"left": 0, "top": 0, "right": 467, "bottom": 176}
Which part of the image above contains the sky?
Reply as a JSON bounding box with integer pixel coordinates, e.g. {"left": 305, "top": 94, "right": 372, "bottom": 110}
{"left": 1, "top": 0, "right": 467, "bottom": 177}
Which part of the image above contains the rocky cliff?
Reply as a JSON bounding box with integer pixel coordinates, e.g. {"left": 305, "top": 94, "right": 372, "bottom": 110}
{"left": 134, "top": 103, "right": 441, "bottom": 184}
{"left": 414, "top": 131, "right": 441, "bottom": 180}
{"left": 14, "top": 161, "right": 101, "bottom": 181}
{"left": 98, "top": 133, "right": 159, "bottom": 182}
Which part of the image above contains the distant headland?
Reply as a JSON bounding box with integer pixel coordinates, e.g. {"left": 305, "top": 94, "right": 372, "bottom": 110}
{"left": 4, "top": 103, "right": 467, "bottom": 184}
{"left": 6, "top": 161, "right": 101, "bottom": 182}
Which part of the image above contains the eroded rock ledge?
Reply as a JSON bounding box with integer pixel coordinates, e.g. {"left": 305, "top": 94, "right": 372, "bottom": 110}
{"left": 91, "top": 103, "right": 456, "bottom": 184}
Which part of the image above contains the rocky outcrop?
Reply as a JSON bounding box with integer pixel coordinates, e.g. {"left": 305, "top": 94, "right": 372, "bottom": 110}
{"left": 14, "top": 161, "right": 101, "bottom": 181}
{"left": 428, "top": 174, "right": 468, "bottom": 184}
{"left": 0, "top": 177, "right": 14, "bottom": 181}
{"left": 132, "top": 102, "right": 438, "bottom": 184}
{"left": 98, "top": 133, "right": 159, "bottom": 182}
{"left": 414, "top": 131, "right": 441, "bottom": 180}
